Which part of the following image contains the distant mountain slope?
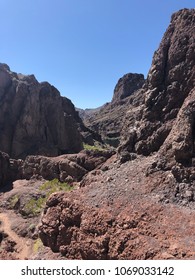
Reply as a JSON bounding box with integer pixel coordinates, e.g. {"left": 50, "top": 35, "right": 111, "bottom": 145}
{"left": 78, "top": 73, "right": 145, "bottom": 147}
{"left": 76, "top": 106, "right": 104, "bottom": 120}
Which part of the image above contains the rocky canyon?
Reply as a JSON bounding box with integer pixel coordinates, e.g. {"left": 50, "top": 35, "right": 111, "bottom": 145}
{"left": 0, "top": 8, "right": 195, "bottom": 260}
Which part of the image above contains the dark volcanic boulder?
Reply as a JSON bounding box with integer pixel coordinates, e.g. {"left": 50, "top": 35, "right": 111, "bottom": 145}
{"left": 119, "top": 9, "right": 195, "bottom": 158}
{"left": 0, "top": 64, "right": 82, "bottom": 159}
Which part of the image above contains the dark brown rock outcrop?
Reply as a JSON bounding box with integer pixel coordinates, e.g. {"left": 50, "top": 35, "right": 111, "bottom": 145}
{"left": 80, "top": 73, "right": 145, "bottom": 147}
{"left": 0, "top": 148, "right": 115, "bottom": 188}
{"left": 119, "top": 9, "right": 195, "bottom": 158}
{"left": 112, "top": 73, "right": 145, "bottom": 103}
{"left": 0, "top": 151, "right": 23, "bottom": 188}
{"left": 0, "top": 64, "right": 82, "bottom": 159}
{"left": 21, "top": 149, "right": 115, "bottom": 183}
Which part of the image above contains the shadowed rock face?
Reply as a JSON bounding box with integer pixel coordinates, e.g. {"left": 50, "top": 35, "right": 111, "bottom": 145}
{"left": 0, "top": 64, "right": 83, "bottom": 159}
{"left": 0, "top": 151, "right": 10, "bottom": 186}
{"left": 119, "top": 8, "right": 195, "bottom": 158}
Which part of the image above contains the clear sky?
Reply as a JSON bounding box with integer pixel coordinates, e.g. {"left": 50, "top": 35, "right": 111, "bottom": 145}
{"left": 0, "top": 0, "right": 194, "bottom": 109}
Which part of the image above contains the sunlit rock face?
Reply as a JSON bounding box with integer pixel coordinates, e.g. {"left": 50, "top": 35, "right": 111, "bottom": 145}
{"left": 119, "top": 8, "right": 195, "bottom": 159}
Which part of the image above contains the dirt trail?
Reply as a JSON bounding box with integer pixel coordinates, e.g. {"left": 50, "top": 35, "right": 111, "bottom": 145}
{"left": 0, "top": 212, "right": 32, "bottom": 259}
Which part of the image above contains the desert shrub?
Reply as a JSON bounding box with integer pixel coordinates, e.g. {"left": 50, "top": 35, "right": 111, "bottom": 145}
{"left": 83, "top": 143, "right": 105, "bottom": 151}
{"left": 33, "top": 238, "right": 43, "bottom": 253}
{"left": 22, "top": 179, "right": 73, "bottom": 217}
{"left": 8, "top": 194, "right": 20, "bottom": 209}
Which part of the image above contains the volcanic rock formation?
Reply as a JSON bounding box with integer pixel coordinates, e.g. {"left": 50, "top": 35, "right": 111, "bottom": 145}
{"left": 21, "top": 149, "right": 114, "bottom": 183}
{"left": 119, "top": 8, "right": 195, "bottom": 159}
{"left": 112, "top": 73, "right": 145, "bottom": 103}
{"left": 0, "top": 64, "right": 83, "bottom": 159}
{"left": 80, "top": 73, "right": 145, "bottom": 147}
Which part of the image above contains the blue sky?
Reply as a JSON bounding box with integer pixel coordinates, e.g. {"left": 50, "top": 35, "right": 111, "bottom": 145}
{"left": 0, "top": 0, "right": 194, "bottom": 109}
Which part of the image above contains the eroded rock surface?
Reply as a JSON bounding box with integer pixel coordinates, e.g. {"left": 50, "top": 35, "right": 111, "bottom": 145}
{"left": 119, "top": 9, "right": 195, "bottom": 158}
{"left": 0, "top": 151, "right": 10, "bottom": 186}
{"left": 0, "top": 149, "right": 115, "bottom": 189}
{"left": 21, "top": 149, "right": 115, "bottom": 183}
{"left": 112, "top": 73, "right": 145, "bottom": 103}
{"left": 0, "top": 64, "right": 82, "bottom": 159}
{"left": 81, "top": 73, "right": 145, "bottom": 147}
{"left": 39, "top": 154, "right": 195, "bottom": 260}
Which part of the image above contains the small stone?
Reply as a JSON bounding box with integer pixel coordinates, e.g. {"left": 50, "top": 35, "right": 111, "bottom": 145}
{"left": 106, "top": 177, "right": 113, "bottom": 182}
{"left": 101, "top": 166, "right": 109, "bottom": 172}
{"left": 184, "top": 190, "right": 193, "bottom": 201}
{"left": 185, "top": 190, "right": 193, "bottom": 198}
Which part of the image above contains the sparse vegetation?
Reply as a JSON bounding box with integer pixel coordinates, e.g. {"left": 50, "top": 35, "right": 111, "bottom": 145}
{"left": 8, "top": 194, "right": 20, "bottom": 209}
{"left": 39, "top": 178, "right": 72, "bottom": 192}
{"left": 23, "top": 196, "right": 46, "bottom": 217}
{"left": 33, "top": 238, "right": 43, "bottom": 253}
{"left": 83, "top": 143, "right": 105, "bottom": 151}
{"left": 22, "top": 179, "right": 73, "bottom": 217}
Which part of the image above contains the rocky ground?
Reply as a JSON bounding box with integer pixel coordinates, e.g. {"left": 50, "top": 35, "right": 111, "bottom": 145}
{"left": 1, "top": 152, "right": 195, "bottom": 260}
{"left": 39, "top": 153, "right": 195, "bottom": 260}
{"left": 0, "top": 178, "right": 73, "bottom": 260}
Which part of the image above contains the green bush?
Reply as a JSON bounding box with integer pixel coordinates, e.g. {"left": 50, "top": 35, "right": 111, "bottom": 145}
{"left": 39, "top": 178, "right": 72, "bottom": 192}
{"left": 22, "top": 179, "right": 73, "bottom": 217}
{"left": 83, "top": 143, "right": 105, "bottom": 151}
{"left": 33, "top": 238, "right": 43, "bottom": 253}
{"left": 8, "top": 194, "right": 20, "bottom": 209}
